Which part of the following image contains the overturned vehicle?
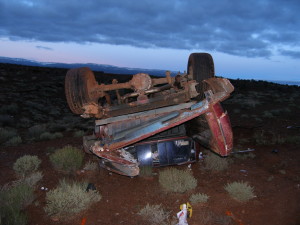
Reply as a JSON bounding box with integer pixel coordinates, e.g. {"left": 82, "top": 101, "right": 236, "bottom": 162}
{"left": 65, "top": 53, "right": 234, "bottom": 176}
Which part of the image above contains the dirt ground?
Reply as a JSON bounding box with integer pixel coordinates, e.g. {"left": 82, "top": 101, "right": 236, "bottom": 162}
{"left": 0, "top": 63, "right": 299, "bottom": 225}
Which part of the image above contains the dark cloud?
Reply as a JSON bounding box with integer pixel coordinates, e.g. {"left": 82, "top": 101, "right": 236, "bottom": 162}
{"left": 279, "top": 49, "right": 300, "bottom": 59}
{"left": 0, "top": 0, "right": 299, "bottom": 58}
{"left": 36, "top": 45, "right": 53, "bottom": 50}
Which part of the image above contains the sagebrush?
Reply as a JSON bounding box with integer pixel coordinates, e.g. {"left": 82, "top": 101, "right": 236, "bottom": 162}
{"left": 204, "top": 152, "right": 230, "bottom": 171}
{"left": 139, "top": 165, "right": 153, "bottom": 177}
{"left": 73, "top": 130, "right": 85, "bottom": 137}
{"left": 49, "top": 145, "right": 84, "bottom": 172}
{"left": 5, "top": 136, "right": 22, "bottom": 146}
{"left": 22, "top": 171, "right": 43, "bottom": 187}
{"left": 44, "top": 179, "right": 101, "bottom": 218}
{"left": 196, "top": 208, "right": 231, "bottom": 225}
{"left": 83, "top": 161, "right": 98, "bottom": 171}
{"left": 0, "top": 182, "right": 35, "bottom": 225}
{"left": 0, "top": 128, "right": 17, "bottom": 145}
{"left": 13, "top": 155, "right": 41, "bottom": 177}
{"left": 138, "top": 204, "right": 170, "bottom": 225}
{"left": 159, "top": 167, "right": 197, "bottom": 193}
{"left": 224, "top": 181, "right": 255, "bottom": 202}
{"left": 28, "top": 124, "right": 46, "bottom": 140}
{"left": 189, "top": 193, "right": 209, "bottom": 204}
{"left": 40, "top": 132, "right": 63, "bottom": 140}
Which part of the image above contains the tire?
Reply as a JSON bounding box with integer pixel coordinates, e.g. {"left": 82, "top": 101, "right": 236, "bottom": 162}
{"left": 185, "top": 53, "right": 215, "bottom": 144}
{"left": 187, "top": 53, "right": 215, "bottom": 100}
{"left": 65, "top": 67, "right": 98, "bottom": 114}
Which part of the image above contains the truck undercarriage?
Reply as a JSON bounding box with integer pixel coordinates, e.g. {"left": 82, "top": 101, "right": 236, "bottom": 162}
{"left": 65, "top": 53, "right": 234, "bottom": 176}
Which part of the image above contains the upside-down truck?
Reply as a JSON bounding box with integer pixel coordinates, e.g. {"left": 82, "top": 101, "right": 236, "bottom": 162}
{"left": 65, "top": 53, "right": 234, "bottom": 176}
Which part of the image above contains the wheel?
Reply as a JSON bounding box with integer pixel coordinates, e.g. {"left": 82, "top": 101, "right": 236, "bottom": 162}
{"left": 187, "top": 53, "right": 215, "bottom": 100}
{"left": 185, "top": 53, "right": 215, "bottom": 145}
{"left": 65, "top": 67, "right": 98, "bottom": 114}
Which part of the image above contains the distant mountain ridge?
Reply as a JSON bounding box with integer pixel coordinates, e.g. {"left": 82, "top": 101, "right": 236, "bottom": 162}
{"left": 0, "top": 56, "right": 299, "bottom": 86}
{"left": 0, "top": 56, "right": 171, "bottom": 76}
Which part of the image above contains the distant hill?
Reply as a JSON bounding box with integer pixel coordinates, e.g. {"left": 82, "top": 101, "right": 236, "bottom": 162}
{"left": 0, "top": 56, "right": 299, "bottom": 86}
{"left": 0, "top": 56, "right": 171, "bottom": 76}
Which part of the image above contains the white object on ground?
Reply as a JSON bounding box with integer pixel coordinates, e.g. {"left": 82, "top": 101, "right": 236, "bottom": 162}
{"left": 199, "top": 152, "right": 203, "bottom": 159}
{"left": 176, "top": 204, "right": 188, "bottom": 225}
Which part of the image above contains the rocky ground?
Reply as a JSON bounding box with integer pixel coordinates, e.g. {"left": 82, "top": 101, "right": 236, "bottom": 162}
{"left": 0, "top": 63, "right": 299, "bottom": 225}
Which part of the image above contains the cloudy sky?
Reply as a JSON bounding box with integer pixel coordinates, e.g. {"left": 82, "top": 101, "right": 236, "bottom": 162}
{"left": 0, "top": 0, "right": 299, "bottom": 81}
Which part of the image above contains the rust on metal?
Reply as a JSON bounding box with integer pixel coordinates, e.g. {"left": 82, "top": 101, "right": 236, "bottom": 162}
{"left": 90, "top": 77, "right": 234, "bottom": 155}
{"left": 65, "top": 52, "right": 235, "bottom": 176}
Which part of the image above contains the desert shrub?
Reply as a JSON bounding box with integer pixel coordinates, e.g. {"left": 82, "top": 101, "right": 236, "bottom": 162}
{"left": 49, "top": 108, "right": 60, "bottom": 117}
{"left": 13, "top": 155, "right": 41, "bottom": 177}
{"left": 253, "top": 130, "right": 270, "bottom": 145}
{"left": 40, "top": 132, "right": 63, "bottom": 140}
{"left": 253, "top": 130, "right": 298, "bottom": 145}
{"left": 233, "top": 108, "right": 241, "bottom": 114}
{"left": 0, "top": 205, "right": 27, "bottom": 225}
{"left": 0, "top": 114, "right": 14, "bottom": 127}
{"left": 204, "top": 153, "right": 230, "bottom": 171}
{"left": 44, "top": 179, "right": 101, "bottom": 218}
{"left": 254, "top": 117, "right": 263, "bottom": 123}
{"left": 28, "top": 124, "right": 46, "bottom": 140}
{"left": 0, "top": 183, "right": 35, "bottom": 225}
{"left": 189, "top": 193, "right": 209, "bottom": 204}
{"left": 0, "top": 128, "right": 17, "bottom": 145}
{"left": 236, "top": 138, "right": 250, "bottom": 145}
{"left": 139, "top": 165, "right": 153, "bottom": 177}
{"left": 262, "top": 111, "right": 275, "bottom": 118}
{"left": 233, "top": 152, "right": 256, "bottom": 160}
{"left": 197, "top": 208, "right": 231, "bottom": 225}
{"left": 5, "top": 183, "right": 35, "bottom": 208}
{"left": 0, "top": 184, "right": 30, "bottom": 225}
{"left": 49, "top": 146, "right": 84, "bottom": 172}
{"left": 32, "top": 113, "right": 48, "bottom": 123}
{"left": 224, "top": 181, "right": 255, "bottom": 202}
{"left": 53, "top": 132, "right": 63, "bottom": 139}
{"left": 271, "top": 134, "right": 286, "bottom": 145}
{"left": 137, "top": 204, "right": 170, "bottom": 225}
{"left": 47, "top": 122, "right": 66, "bottom": 132}
{"left": 73, "top": 130, "right": 85, "bottom": 137}
{"left": 285, "top": 135, "right": 300, "bottom": 144}
{"left": 159, "top": 168, "right": 197, "bottom": 193}
{"left": 19, "top": 117, "right": 31, "bottom": 128}
{"left": 5, "top": 136, "right": 22, "bottom": 146}
{"left": 25, "top": 102, "right": 45, "bottom": 112}
{"left": 83, "top": 161, "right": 98, "bottom": 171}
{"left": 22, "top": 171, "right": 43, "bottom": 187}
{"left": 39, "top": 132, "right": 53, "bottom": 140}
{"left": 241, "top": 114, "right": 249, "bottom": 119}
{"left": 0, "top": 103, "right": 19, "bottom": 114}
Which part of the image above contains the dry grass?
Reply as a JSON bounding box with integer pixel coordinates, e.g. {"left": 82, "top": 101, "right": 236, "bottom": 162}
{"left": 83, "top": 161, "right": 98, "bottom": 171}
{"left": 0, "top": 182, "right": 35, "bottom": 225}
{"left": 44, "top": 179, "right": 101, "bottom": 219}
{"left": 197, "top": 208, "right": 232, "bottom": 225}
{"left": 49, "top": 145, "right": 84, "bottom": 173}
{"left": 204, "top": 152, "right": 230, "bottom": 171}
{"left": 13, "top": 155, "right": 41, "bottom": 178}
{"left": 0, "top": 128, "right": 18, "bottom": 145}
{"left": 159, "top": 167, "right": 197, "bottom": 193}
{"left": 224, "top": 181, "right": 255, "bottom": 202}
{"left": 189, "top": 193, "right": 209, "bottom": 204}
{"left": 137, "top": 204, "right": 170, "bottom": 225}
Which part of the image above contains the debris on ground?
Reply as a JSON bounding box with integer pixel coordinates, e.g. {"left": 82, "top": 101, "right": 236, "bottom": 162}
{"left": 177, "top": 204, "right": 188, "bottom": 225}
